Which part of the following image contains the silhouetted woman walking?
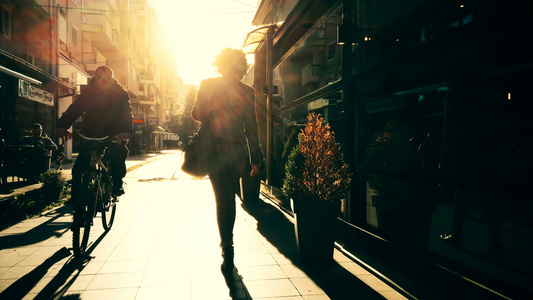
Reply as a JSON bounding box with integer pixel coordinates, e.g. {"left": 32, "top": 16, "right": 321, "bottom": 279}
{"left": 191, "top": 48, "right": 261, "bottom": 272}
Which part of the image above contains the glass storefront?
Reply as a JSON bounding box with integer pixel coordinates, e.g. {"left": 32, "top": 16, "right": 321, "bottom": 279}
{"left": 271, "top": 5, "right": 345, "bottom": 193}
{"left": 16, "top": 98, "right": 55, "bottom": 138}
{"left": 258, "top": 0, "right": 533, "bottom": 296}
{"left": 353, "top": 0, "right": 533, "bottom": 293}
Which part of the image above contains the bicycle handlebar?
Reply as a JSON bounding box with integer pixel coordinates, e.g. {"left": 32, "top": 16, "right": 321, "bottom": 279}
{"left": 78, "top": 133, "right": 114, "bottom": 142}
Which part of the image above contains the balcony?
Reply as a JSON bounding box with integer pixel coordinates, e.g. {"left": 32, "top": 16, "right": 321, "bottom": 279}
{"left": 81, "top": 12, "right": 118, "bottom": 51}
{"left": 138, "top": 95, "right": 156, "bottom": 107}
{"left": 139, "top": 73, "right": 155, "bottom": 81}
{"left": 82, "top": 52, "right": 99, "bottom": 70}
{"left": 82, "top": 52, "right": 97, "bottom": 64}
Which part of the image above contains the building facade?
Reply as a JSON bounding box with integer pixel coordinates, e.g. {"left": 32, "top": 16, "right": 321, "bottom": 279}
{"left": 1, "top": 1, "right": 73, "bottom": 144}
{"left": 245, "top": 0, "right": 533, "bottom": 298}
{"left": 1, "top": 0, "right": 178, "bottom": 158}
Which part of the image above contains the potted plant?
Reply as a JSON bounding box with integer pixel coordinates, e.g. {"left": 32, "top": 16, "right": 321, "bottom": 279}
{"left": 283, "top": 113, "right": 351, "bottom": 263}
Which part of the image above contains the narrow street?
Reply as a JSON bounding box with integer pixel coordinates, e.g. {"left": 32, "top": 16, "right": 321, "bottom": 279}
{"left": 0, "top": 151, "right": 406, "bottom": 299}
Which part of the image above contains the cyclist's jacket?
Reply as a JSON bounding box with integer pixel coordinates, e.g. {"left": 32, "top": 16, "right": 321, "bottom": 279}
{"left": 57, "top": 80, "right": 133, "bottom": 137}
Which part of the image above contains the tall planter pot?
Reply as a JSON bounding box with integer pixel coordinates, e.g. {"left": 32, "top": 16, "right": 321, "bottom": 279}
{"left": 240, "top": 174, "right": 260, "bottom": 202}
{"left": 291, "top": 198, "right": 340, "bottom": 264}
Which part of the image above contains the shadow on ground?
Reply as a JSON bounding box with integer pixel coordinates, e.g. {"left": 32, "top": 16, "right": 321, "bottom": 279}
{"left": 241, "top": 198, "right": 387, "bottom": 300}
{"left": 221, "top": 266, "right": 253, "bottom": 300}
{"left": 0, "top": 228, "right": 110, "bottom": 300}
{"left": 0, "top": 205, "right": 72, "bottom": 247}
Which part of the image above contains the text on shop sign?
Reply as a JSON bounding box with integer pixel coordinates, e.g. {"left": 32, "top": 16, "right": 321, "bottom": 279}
{"left": 18, "top": 80, "right": 54, "bottom": 106}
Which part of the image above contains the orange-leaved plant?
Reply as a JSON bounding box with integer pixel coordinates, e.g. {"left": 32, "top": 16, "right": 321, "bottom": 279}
{"left": 283, "top": 113, "right": 351, "bottom": 202}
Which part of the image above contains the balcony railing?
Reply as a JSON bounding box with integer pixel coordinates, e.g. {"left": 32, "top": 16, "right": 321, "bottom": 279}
{"left": 82, "top": 52, "right": 97, "bottom": 64}
{"left": 140, "top": 73, "right": 155, "bottom": 81}
{"left": 81, "top": 12, "right": 116, "bottom": 50}
{"left": 59, "top": 41, "right": 71, "bottom": 58}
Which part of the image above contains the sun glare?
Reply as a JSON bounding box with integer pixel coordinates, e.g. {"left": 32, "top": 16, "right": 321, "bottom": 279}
{"left": 156, "top": 0, "right": 257, "bottom": 86}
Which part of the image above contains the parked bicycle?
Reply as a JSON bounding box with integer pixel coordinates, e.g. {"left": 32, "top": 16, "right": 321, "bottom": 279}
{"left": 72, "top": 133, "right": 118, "bottom": 257}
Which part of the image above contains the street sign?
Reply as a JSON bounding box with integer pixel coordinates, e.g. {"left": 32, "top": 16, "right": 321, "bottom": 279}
{"left": 146, "top": 117, "right": 159, "bottom": 126}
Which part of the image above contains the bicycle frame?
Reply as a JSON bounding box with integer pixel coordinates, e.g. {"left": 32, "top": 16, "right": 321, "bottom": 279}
{"left": 72, "top": 134, "right": 118, "bottom": 257}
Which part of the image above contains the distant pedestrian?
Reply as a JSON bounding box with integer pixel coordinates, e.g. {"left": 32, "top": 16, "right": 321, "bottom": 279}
{"left": 19, "top": 123, "right": 57, "bottom": 182}
{"left": 191, "top": 48, "right": 262, "bottom": 273}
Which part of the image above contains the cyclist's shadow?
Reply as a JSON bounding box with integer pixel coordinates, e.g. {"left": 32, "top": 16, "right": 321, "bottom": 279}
{"left": 0, "top": 246, "right": 71, "bottom": 299}
{"left": 27, "top": 230, "right": 110, "bottom": 299}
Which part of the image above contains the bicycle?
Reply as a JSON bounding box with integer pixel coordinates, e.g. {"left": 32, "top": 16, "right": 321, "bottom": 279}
{"left": 72, "top": 133, "right": 119, "bottom": 257}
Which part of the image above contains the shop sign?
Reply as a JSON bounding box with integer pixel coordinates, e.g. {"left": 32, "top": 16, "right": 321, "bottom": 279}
{"left": 18, "top": 80, "right": 54, "bottom": 106}
{"left": 146, "top": 117, "right": 159, "bottom": 126}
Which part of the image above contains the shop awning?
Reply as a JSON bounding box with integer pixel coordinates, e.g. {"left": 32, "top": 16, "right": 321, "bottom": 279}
{"left": 150, "top": 126, "right": 165, "bottom": 132}
{"left": 1, "top": 49, "right": 75, "bottom": 90}
{"left": 242, "top": 24, "right": 278, "bottom": 54}
{"left": 0, "top": 65, "right": 41, "bottom": 85}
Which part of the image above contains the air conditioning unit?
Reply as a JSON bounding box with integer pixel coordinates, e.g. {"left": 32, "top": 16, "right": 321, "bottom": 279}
{"left": 301, "top": 63, "right": 319, "bottom": 86}
{"left": 60, "top": 77, "right": 74, "bottom": 85}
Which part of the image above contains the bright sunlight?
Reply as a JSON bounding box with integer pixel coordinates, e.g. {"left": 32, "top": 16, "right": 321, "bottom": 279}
{"left": 156, "top": 0, "right": 257, "bottom": 86}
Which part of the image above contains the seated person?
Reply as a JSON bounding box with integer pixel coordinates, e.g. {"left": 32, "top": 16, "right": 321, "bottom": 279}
{"left": 19, "top": 123, "right": 58, "bottom": 183}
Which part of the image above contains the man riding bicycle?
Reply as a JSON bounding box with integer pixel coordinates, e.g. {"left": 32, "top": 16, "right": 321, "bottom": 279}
{"left": 56, "top": 66, "right": 133, "bottom": 222}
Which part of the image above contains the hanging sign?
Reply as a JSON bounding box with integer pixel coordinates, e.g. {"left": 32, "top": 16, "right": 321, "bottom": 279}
{"left": 18, "top": 80, "right": 54, "bottom": 106}
{"left": 146, "top": 117, "right": 159, "bottom": 126}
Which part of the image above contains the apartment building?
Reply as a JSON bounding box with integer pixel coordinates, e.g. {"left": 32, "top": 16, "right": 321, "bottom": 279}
{"left": 0, "top": 0, "right": 177, "bottom": 157}
{"left": 0, "top": 0, "right": 73, "bottom": 143}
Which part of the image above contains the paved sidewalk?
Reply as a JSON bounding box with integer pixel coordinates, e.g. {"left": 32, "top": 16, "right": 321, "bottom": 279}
{"left": 0, "top": 151, "right": 409, "bottom": 299}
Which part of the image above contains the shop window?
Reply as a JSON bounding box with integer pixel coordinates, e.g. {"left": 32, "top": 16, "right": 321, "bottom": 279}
{"left": 327, "top": 42, "right": 336, "bottom": 61}
{"left": 273, "top": 89, "right": 345, "bottom": 191}
{"left": 273, "top": 5, "right": 343, "bottom": 107}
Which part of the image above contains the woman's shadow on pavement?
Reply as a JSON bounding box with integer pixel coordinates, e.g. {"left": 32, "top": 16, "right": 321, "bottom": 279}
{"left": 239, "top": 197, "right": 388, "bottom": 300}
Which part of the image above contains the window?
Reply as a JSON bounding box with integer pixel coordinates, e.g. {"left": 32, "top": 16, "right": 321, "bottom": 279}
{"left": 0, "top": 6, "right": 12, "bottom": 38}
{"left": 72, "top": 26, "right": 79, "bottom": 47}
{"left": 59, "top": 14, "right": 67, "bottom": 44}
{"left": 327, "top": 42, "right": 336, "bottom": 61}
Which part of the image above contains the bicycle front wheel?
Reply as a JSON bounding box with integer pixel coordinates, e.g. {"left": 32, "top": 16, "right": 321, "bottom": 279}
{"left": 101, "top": 195, "right": 116, "bottom": 231}
{"left": 72, "top": 191, "right": 93, "bottom": 257}
{"left": 72, "top": 216, "right": 91, "bottom": 257}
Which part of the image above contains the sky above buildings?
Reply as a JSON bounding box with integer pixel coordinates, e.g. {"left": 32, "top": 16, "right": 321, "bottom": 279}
{"left": 156, "top": 0, "right": 258, "bottom": 86}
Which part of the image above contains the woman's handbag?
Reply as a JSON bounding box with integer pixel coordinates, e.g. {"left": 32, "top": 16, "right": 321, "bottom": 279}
{"left": 180, "top": 127, "right": 215, "bottom": 178}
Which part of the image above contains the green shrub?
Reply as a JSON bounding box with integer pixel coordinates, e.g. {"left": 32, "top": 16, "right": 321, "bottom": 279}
{"left": 282, "top": 126, "right": 301, "bottom": 165}
{"left": 40, "top": 170, "right": 68, "bottom": 203}
{"left": 283, "top": 113, "right": 351, "bottom": 202}
{"left": 283, "top": 136, "right": 306, "bottom": 201}
{"left": 11, "top": 193, "right": 35, "bottom": 212}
